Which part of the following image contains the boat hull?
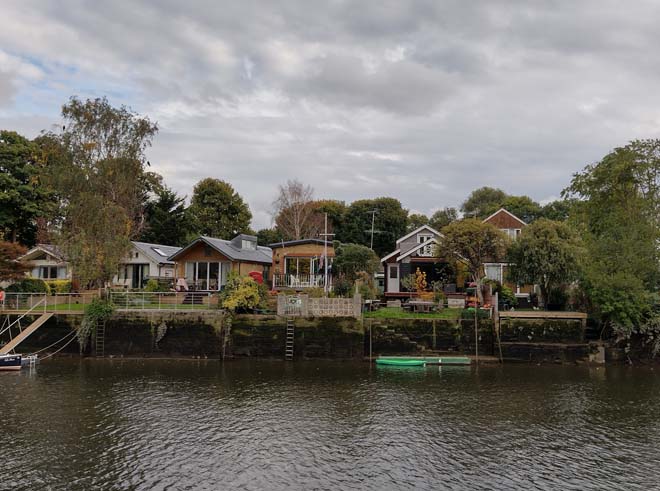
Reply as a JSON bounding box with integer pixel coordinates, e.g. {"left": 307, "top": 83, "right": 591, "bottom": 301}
{"left": 375, "top": 359, "right": 426, "bottom": 367}
{"left": 0, "top": 354, "right": 22, "bottom": 371}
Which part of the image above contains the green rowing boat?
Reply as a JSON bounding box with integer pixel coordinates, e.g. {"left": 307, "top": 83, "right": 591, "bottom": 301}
{"left": 375, "top": 359, "right": 426, "bottom": 367}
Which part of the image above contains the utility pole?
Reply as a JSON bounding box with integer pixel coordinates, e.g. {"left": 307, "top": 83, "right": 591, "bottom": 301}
{"left": 368, "top": 210, "right": 377, "bottom": 250}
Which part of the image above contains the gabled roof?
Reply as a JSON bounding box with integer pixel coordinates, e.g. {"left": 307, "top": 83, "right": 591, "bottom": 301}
{"left": 397, "top": 237, "right": 440, "bottom": 261}
{"left": 169, "top": 236, "right": 272, "bottom": 264}
{"left": 483, "top": 208, "right": 527, "bottom": 227}
{"left": 396, "top": 225, "right": 442, "bottom": 245}
{"left": 269, "top": 239, "right": 333, "bottom": 249}
{"left": 18, "top": 244, "right": 66, "bottom": 262}
{"left": 131, "top": 241, "right": 181, "bottom": 266}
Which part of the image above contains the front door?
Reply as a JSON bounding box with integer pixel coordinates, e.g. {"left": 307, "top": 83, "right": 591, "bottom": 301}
{"left": 131, "top": 264, "right": 148, "bottom": 289}
{"left": 388, "top": 264, "right": 400, "bottom": 293}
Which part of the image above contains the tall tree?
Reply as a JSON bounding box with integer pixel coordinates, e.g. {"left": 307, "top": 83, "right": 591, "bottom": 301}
{"left": 461, "top": 187, "right": 508, "bottom": 219}
{"left": 436, "top": 219, "right": 508, "bottom": 301}
{"left": 540, "top": 199, "right": 573, "bottom": 221}
{"left": 0, "top": 241, "right": 28, "bottom": 280}
{"left": 187, "top": 178, "right": 252, "bottom": 239}
{"left": 407, "top": 213, "right": 429, "bottom": 232}
{"left": 564, "top": 139, "right": 660, "bottom": 328}
{"left": 45, "top": 96, "right": 158, "bottom": 287}
{"left": 256, "top": 227, "right": 284, "bottom": 246}
{"left": 140, "top": 186, "right": 190, "bottom": 246}
{"left": 315, "top": 199, "right": 348, "bottom": 239}
{"left": 429, "top": 207, "right": 458, "bottom": 230}
{"left": 0, "top": 131, "right": 52, "bottom": 245}
{"left": 273, "top": 180, "right": 323, "bottom": 240}
{"left": 507, "top": 219, "right": 584, "bottom": 308}
{"left": 340, "top": 197, "right": 408, "bottom": 257}
{"left": 333, "top": 242, "right": 380, "bottom": 281}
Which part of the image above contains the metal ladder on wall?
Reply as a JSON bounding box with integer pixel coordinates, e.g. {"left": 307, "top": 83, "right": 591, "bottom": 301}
{"left": 285, "top": 318, "right": 294, "bottom": 360}
{"left": 95, "top": 320, "right": 106, "bottom": 357}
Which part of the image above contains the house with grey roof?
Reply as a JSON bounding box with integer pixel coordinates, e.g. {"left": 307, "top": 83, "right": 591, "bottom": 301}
{"left": 168, "top": 234, "right": 272, "bottom": 291}
{"left": 18, "top": 244, "right": 72, "bottom": 280}
{"left": 112, "top": 241, "right": 182, "bottom": 289}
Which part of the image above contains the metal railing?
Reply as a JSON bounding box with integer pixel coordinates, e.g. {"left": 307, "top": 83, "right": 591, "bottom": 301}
{"left": 273, "top": 274, "right": 330, "bottom": 289}
{"left": 1, "top": 292, "right": 99, "bottom": 312}
{"left": 108, "top": 291, "right": 216, "bottom": 311}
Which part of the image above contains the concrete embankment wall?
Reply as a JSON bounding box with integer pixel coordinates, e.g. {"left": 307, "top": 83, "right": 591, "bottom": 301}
{"left": 1, "top": 312, "right": 591, "bottom": 363}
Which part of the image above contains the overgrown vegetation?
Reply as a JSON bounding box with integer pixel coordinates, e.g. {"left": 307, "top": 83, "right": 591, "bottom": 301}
{"left": 78, "top": 297, "right": 115, "bottom": 352}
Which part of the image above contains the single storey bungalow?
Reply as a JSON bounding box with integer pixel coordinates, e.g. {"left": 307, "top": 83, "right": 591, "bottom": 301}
{"left": 168, "top": 234, "right": 272, "bottom": 291}
{"left": 112, "top": 241, "right": 182, "bottom": 289}
{"left": 18, "top": 244, "right": 72, "bottom": 280}
{"left": 269, "top": 239, "right": 334, "bottom": 290}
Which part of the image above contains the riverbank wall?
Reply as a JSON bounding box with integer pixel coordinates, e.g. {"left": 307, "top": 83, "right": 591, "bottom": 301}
{"left": 1, "top": 311, "right": 596, "bottom": 363}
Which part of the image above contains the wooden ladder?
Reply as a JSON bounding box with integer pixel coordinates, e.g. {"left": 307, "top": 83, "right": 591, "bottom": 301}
{"left": 95, "top": 320, "right": 106, "bottom": 357}
{"left": 285, "top": 318, "right": 294, "bottom": 360}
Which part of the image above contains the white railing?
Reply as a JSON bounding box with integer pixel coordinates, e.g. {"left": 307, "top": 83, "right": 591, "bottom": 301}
{"left": 1, "top": 292, "right": 99, "bottom": 312}
{"left": 273, "top": 274, "right": 331, "bottom": 289}
{"left": 108, "top": 291, "right": 216, "bottom": 311}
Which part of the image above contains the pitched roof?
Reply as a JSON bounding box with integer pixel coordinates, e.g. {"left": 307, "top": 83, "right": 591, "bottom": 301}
{"left": 397, "top": 237, "right": 440, "bottom": 261}
{"left": 169, "top": 236, "right": 273, "bottom": 264}
{"left": 483, "top": 208, "right": 527, "bottom": 227}
{"left": 18, "top": 244, "right": 66, "bottom": 262}
{"left": 269, "top": 239, "right": 333, "bottom": 249}
{"left": 131, "top": 241, "right": 182, "bottom": 265}
{"left": 395, "top": 224, "right": 442, "bottom": 245}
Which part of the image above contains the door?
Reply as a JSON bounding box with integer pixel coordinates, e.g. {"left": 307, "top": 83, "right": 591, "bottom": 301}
{"left": 388, "top": 264, "right": 400, "bottom": 293}
{"left": 131, "top": 264, "right": 148, "bottom": 289}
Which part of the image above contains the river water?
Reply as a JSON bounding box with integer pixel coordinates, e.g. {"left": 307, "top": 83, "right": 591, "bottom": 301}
{"left": 3, "top": 359, "right": 660, "bottom": 490}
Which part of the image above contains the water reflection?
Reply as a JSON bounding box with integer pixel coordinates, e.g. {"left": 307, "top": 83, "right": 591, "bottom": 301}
{"left": 3, "top": 360, "right": 660, "bottom": 490}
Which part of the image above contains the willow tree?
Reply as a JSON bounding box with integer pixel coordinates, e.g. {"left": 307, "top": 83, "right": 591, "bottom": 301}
{"left": 46, "top": 97, "right": 159, "bottom": 287}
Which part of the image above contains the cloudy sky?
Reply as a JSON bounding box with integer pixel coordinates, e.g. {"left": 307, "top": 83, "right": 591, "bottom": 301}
{"left": 2, "top": 1, "right": 660, "bottom": 229}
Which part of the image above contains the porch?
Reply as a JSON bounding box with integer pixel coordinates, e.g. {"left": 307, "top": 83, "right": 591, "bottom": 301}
{"left": 272, "top": 254, "right": 332, "bottom": 290}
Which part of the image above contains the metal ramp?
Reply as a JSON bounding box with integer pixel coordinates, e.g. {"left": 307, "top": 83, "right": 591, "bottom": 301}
{"left": 285, "top": 318, "right": 294, "bottom": 360}
{"left": 0, "top": 313, "right": 53, "bottom": 354}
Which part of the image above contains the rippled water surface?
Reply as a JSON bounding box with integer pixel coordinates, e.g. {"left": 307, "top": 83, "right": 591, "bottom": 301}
{"left": 4, "top": 359, "right": 660, "bottom": 490}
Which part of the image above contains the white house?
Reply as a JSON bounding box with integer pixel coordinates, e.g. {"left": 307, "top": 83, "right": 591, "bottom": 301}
{"left": 18, "top": 244, "right": 72, "bottom": 280}
{"left": 113, "top": 241, "right": 182, "bottom": 289}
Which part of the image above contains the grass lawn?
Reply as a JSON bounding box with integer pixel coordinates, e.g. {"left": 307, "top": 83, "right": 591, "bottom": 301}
{"left": 364, "top": 307, "right": 461, "bottom": 320}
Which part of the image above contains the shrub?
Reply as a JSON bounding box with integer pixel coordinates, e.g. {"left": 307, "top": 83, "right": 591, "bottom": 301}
{"left": 6, "top": 278, "right": 50, "bottom": 294}
{"left": 78, "top": 298, "right": 115, "bottom": 352}
{"left": 45, "top": 280, "right": 72, "bottom": 294}
{"left": 461, "top": 307, "right": 490, "bottom": 320}
{"left": 144, "top": 279, "right": 168, "bottom": 292}
{"left": 220, "top": 273, "right": 266, "bottom": 312}
{"left": 332, "top": 275, "right": 353, "bottom": 298}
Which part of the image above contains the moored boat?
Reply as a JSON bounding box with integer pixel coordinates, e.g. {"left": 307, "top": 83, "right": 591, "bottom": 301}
{"left": 375, "top": 358, "right": 426, "bottom": 367}
{"left": 0, "top": 353, "right": 22, "bottom": 371}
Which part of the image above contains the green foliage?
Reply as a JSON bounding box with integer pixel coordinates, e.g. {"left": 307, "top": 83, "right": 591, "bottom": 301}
{"left": 144, "top": 279, "right": 168, "bottom": 292}
{"left": 437, "top": 219, "right": 508, "bottom": 286}
{"left": 0, "top": 131, "right": 53, "bottom": 245}
{"left": 338, "top": 197, "right": 408, "bottom": 257}
{"left": 429, "top": 207, "right": 458, "bottom": 230}
{"left": 507, "top": 219, "right": 584, "bottom": 308}
{"left": 333, "top": 243, "right": 380, "bottom": 281}
{"left": 188, "top": 178, "right": 252, "bottom": 239}
{"left": 332, "top": 275, "right": 354, "bottom": 297}
{"left": 564, "top": 139, "right": 660, "bottom": 326}
{"left": 79, "top": 298, "right": 115, "bottom": 352}
{"left": 486, "top": 280, "right": 517, "bottom": 307}
{"left": 461, "top": 307, "right": 490, "bottom": 320}
{"left": 461, "top": 187, "right": 507, "bottom": 218}
{"left": 220, "top": 272, "right": 266, "bottom": 312}
{"left": 140, "top": 186, "right": 190, "bottom": 246}
{"left": 407, "top": 213, "right": 429, "bottom": 232}
{"left": 499, "top": 196, "right": 542, "bottom": 223}
{"left": 6, "top": 278, "right": 50, "bottom": 293}
{"left": 45, "top": 279, "right": 71, "bottom": 294}
{"left": 540, "top": 199, "right": 573, "bottom": 221}
{"left": 44, "top": 97, "right": 158, "bottom": 287}
{"left": 256, "top": 227, "right": 284, "bottom": 246}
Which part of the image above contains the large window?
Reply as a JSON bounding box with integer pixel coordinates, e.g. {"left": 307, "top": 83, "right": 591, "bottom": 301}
{"left": 39, "top": 266, "right": 58, "bottom": 279}
{"left": 285, "top": 257, "right": 315, "bottom": 276}
{"left": 186, "top": 261, "right": 230, "bottom": 290}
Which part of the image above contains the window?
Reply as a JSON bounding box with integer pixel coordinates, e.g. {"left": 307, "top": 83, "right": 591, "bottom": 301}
{"left": 417, "top": 234, "right": 434, "bottom": 257}
{"left": 389, "top": 266, "right": 398, "bottom": 279}
{"left": 484, "top": 264, "right": 503, "bottom": 283}
{"left": 39, "top": 266, "right": 58, "bottom": 279}
{"left": 241, "top": 239, "right": 256, "bottom": 250}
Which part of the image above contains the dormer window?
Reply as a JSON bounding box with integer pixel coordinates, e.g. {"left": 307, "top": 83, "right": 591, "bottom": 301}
{"left": 241, "top": 239, "right": 256, "bottom": 250}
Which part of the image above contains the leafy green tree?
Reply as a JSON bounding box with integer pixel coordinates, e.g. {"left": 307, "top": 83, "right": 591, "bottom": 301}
{"left": 187, "top": 178, "right": 252, "bottom": 239}
{"left": 45, "top": 96, "right": 158, "bottom": 287}
{"left": 256, "top": 227, "right": 284, "bottom": 246}
{"left": 436, "top": 219, "right": 508, "bottom": 301}
{"left": 429, "top": 207, "right": 458, "bottom": 230}
{"left": 340, "top": 197, "right": 408, "bottom": 256}
{"left": 540, "top": 199, "right": 573, "bottom": 221}
{"left": 140, "top": 186, "right": 190, "bottom": 246}
{"left": 564, "top": 139, "right": 660, "bottom": 328}
{"left": 461, "top": 187, "right": 508, "bottom": 219}
{"left": 0, "top": 131, "right": 52, "bottom": 245}
{"left": 499, "top": 195, "right": 542, "bottom": 223}
{"left": 407, "top": 213, "right": 429, "bottom": 232}
{"left": 507, "top": 219, "right": 584, "bottom": 308}
{"left": 315, "top": 199, "right": 348, "bottom": 235}
{"left": 333, "top": 242, "right": 380, "bottom": 282}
